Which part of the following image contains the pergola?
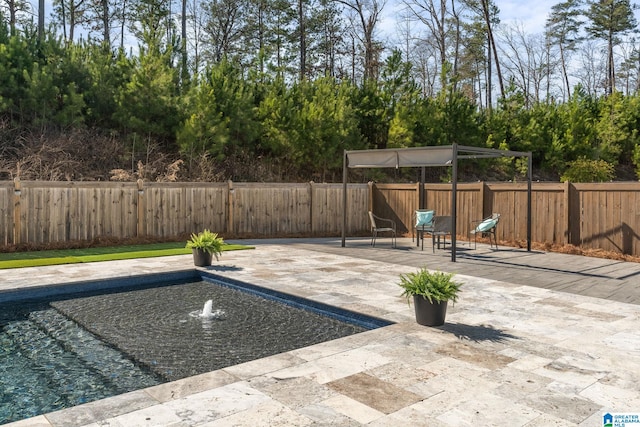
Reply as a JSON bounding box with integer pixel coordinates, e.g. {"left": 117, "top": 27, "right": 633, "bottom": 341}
{"left": 341, "top": 144, "right": 533, "bottom": 262}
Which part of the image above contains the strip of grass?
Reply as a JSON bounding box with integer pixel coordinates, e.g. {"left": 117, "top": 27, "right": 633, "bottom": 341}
{"left": 0, "top": 242, "right": 253, "bottom": 269}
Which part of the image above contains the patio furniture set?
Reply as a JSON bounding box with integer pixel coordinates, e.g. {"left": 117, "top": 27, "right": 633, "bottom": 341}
{"left": 368, "top": 210, "right": 500, "bottom": 251}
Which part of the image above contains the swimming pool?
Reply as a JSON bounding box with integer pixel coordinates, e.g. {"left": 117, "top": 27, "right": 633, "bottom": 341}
{"left": 0, "top": 271, "right": 392, "bottom": 424}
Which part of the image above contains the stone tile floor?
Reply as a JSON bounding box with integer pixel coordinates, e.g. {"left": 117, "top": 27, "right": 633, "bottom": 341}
{"left": 2, "top": 238, "right": 640, "bottom": 426}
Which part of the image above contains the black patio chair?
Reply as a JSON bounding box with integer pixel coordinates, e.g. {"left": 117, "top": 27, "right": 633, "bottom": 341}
{"left": 368, "top": 211, "right": 396, "bottom": 248}
{"left": 469, "top": 213, "right": 501, "bottom": 250}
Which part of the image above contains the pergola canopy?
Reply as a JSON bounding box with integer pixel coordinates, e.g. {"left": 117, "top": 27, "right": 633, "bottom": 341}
{"left": 346, "top": 147, "right": 454, "bottom": 168}
{"left": 342, "top": 144, "right": 533, "bottom": 261}
{"left": 345, "top": 145, "right": 530, "bottom": 169}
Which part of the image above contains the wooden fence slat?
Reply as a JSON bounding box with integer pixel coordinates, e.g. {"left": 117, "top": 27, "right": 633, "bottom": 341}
{"left": 0, "top": 182, "right": 12, "bottom": 245}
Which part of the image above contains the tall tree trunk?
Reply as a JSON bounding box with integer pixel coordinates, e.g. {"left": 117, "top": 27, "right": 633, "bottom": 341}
{"left": 559, "top": 43, "right": 571, "bottom": 100}
{"left": 299, "top": 0, "right": 306, "bottom": 81}
{"left": 486, "top": 36, "right": 492, "bottom": 109}
{"left": 637, "top": 51, "right": 640, "bottom": 94}
{"left": 475, "top": 64, "right": 483, "bottom": 107}
{"left": 69, "top": 2, "right": 76, "bottom": 42}
{"left": 120, "top": 0, "right": 126, "bottom": 49}
{"left": 451, "top": 0, "right": 461, "bottom": 90}
{"left": 38, "top": 0, "right": 45, "bottom": 40}
{"left": 362, "top": 15, "right": 376, "bottom": 81}
{"left": 546, "top": 41, "right": 552, "bottom": 102}
{"left": 258, "top": 0, "right": 265, "bottom": 75}
{"left": 181, "top": 0, "right": 188, "bottom": 85}
{"left": 61, "top": 0, "right": 68, "bottom": 40}
{"left": 8, "top": 0, "right": 17, "bottom": 34}
{"left": 481, "top": 0, "right": 504, "bottom": 99}
{"left": 101, "top": 0, "right": 110, "bottom": 47}
{"left": 608, "top": 31, "right": 615, "bottom": 94}
{"left": 351, "top": 35, "right": 356, "bottom": 82}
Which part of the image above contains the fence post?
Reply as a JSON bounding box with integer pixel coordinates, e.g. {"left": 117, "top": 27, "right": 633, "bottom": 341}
{"left": 137, "top": 179, "right": 145, "bottom": 237}
{"left": 480, "top": 181, "right": 487, "bottom": 217}
{"left": 309, "top": 181, "right": 314, "bottom": 235}
{"left": 368, "top": 181, "right": 374, "bottom": 214}
{"left": 562, "top": 180, "right": 569, "bottom": 245}
{"left": 13, "top": 178, "right": 21, "bottom": 245}
{"left": 227, "top": 180, "right": 234, "bottom": 235}
{"left": 565, "top": 180, "right": 581, "bottom": 246}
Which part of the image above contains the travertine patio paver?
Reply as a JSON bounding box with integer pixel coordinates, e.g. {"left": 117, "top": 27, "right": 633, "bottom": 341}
{"left": 1, "top": 237, "right": 639, "bottom": 427}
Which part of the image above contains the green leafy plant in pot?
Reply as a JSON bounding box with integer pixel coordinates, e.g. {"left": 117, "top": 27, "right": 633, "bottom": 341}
{"left": 185, "top": 229, "right": 224, "bottom": 266}
{"left": 398, "top": 268, "right": 461, "bottom": 326}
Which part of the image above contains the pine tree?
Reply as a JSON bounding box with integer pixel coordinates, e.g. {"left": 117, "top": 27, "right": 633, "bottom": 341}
{"left": 545, "top": 0, "right": 584, "bottom": 100}
{"left": 585, "top": 0, "right": 637, "bottom": 94}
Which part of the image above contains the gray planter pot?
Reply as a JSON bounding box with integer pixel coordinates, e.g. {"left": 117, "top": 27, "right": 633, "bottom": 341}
{"left": 413, "top": 295, "right": 448, "bottom": 326}
{"left": 192, "top": 248, "right": 213, "bottom": 267}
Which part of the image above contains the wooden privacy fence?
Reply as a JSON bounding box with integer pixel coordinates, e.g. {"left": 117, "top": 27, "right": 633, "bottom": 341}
{"left": 2, "top": 179, "right": 640, "bottom": 256}
{"left": 0, "top": 180, "right": 369, "bottom": 246}
{"left": 372, "top": 181, "right": 640, "bottom": 256}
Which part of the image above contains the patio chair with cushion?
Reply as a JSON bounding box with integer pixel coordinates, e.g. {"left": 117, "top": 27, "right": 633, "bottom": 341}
{"left": 469, "top": 213, "right": 500, "bottom": 250}
{"left": 412, "top": 209, "right": 435, "bottom": 250}
{"left": 368, "top": 211, "right": 396, "bottom": 248}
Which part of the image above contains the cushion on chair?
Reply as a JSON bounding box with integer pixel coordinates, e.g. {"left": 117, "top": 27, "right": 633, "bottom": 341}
{"left": 476, "top": 218, "right": 498, "bottom": 232}
{"left": 415, "top": 210, "right": 434, "bottom": 227}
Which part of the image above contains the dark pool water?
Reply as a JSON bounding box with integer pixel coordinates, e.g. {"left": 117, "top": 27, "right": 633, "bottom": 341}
{"left": 0, "top": 277, "right": 383, "bottom": 424}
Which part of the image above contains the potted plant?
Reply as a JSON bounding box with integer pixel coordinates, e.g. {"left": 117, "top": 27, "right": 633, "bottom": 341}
{"left": 398, "top": 268, "right": 461, "bottom": 326}
{"left": 185, "top": 229, "right": 224, "bottom": 266}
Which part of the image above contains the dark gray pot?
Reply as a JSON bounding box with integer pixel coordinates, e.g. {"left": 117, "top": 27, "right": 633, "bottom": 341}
{"left": 413, "top": 295, "right": 448, "bottom": 326}
{"left": 192, "top": 248, "right": 213, "bottom": 267}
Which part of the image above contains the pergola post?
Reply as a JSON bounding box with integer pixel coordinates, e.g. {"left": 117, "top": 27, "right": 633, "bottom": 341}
{"left": 420, "top": 167, "right": 426, "bottom": 209}
{"left": 451, "top": 143, "right": 458, "bottom": 262}
{"left": 342, "top": 150, "right": 348, "bottom": 247}
{"left": 527, "top": 153, "right": 532, "bottom": 251}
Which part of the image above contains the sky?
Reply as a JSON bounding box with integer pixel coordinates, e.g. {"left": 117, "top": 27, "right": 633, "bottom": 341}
{"left": 380, "top": 0, "right": 560, "bottom": 45}
{"left": 34, "top": 0, "right": 558, "bottom": 38}
{"left": 28, "top": 0, "right": 640, "bottom": 51}
{"left": 498, "top": 0, "right": 558, "bottom": 34}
